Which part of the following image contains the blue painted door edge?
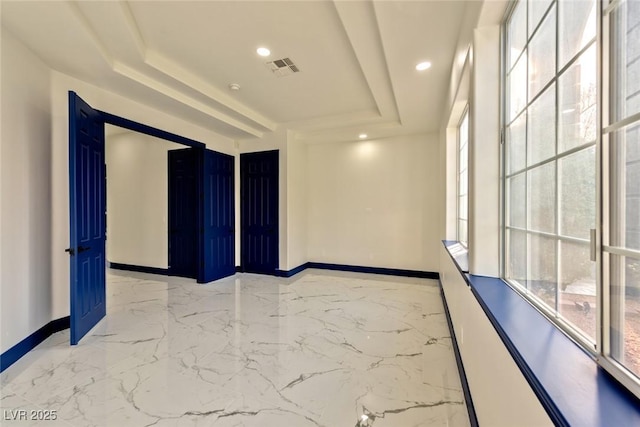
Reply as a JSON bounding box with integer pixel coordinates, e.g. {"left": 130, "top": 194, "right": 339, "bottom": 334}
{"left": 0, "top": 317, "right": 70, "bottom": 372}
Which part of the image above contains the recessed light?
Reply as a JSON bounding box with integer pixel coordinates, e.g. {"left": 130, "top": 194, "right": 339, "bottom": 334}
{"left": 257, "top": 47, "right": 271, "bottom": 57}
{"left": 359, "top": 134, "right": 368, "bottom": 139}
{"left": 416, "top": 61, "right": 432, "bottom": 71}
{"left": 228, "top": 83, "right": 241, "bottom": 91}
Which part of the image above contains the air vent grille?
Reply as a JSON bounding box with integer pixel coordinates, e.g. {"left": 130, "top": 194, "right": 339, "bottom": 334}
{"left": 265, "top": 57, "right": 300, "bottom": 77}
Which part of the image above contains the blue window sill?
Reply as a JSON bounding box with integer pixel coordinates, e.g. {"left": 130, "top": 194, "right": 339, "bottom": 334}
{"left": 442, "top": 240, "right": 640, "bottom": 427}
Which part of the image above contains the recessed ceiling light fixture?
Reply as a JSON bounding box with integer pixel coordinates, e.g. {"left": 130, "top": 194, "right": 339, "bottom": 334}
{"left": 359, "top": 133, "right": 368, "bottom": 139}
{"left": 257, "top": 47, "right": 271, "bottom": 57}
{"left": 228, "top": 83, "right": 241, "bottom": 91}
{"left": 416, "top": 61, "right": 432, "bottom": 71}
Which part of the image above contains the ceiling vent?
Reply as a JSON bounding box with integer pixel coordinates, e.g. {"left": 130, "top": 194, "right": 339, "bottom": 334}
{"left": 265, "top": 57, "right": 300, "bottom": 77}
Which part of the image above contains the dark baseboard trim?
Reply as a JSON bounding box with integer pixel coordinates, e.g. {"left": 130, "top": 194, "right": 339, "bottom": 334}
{"left": 237, "top": 265, "right": 280, "bottom": 276}
{"left": 439, "top": 284, "right": 478, "bottom": 427}
{"left": 270, "top": 262, "right": 439, "bottom": 280}
{"left": 0, "top": 316, "right": 70, "bottom": 373}
{"left": 276, "top": 263, "right": 310, "bottom": 277}
{"left": 122, "top": 262, "right": 436, "bottom": 280}
{"left": 109, "top": 262, "right": 169, "bottom": 276}
{"left": 306, "top": 262, "right": 439, "bottom": 279}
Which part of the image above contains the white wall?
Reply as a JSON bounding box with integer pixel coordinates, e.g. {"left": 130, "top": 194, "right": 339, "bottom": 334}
{"left": 443, "top": 56, "right": 471, "bottom": 243}
{"left": 0, "top": 29, "right": 53, "bottom": 353}
{"left": 50, "top": 71, "right": 234, "bottom": 320}
{"left": 440, "top": 248, "right": 552, "bottom": 426}
{"left": 286, "top": 134, "right": 308, "bottom": 270}
{"left": 307, "top": 134, "right": 440, "bottom": 272}
{"left": 437, "top": 1, "right": 481, "bottom": 252}
{"left": 105, "top": 130, "right": 182, "bottom": 269}
{"left": 439, "top": 3, "right": 504, "bottom": 278}
{"left": 469, "top": 26, "right": 501, "bottom": 277}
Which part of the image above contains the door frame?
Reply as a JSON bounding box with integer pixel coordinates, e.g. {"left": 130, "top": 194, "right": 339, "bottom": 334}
{"left": 69, "top": 91, "right": 235, "bottom": 342}
{"left": 100, "top": 113, "right": 206, "bottom": 283}
{"left": 98, "top": 113, "right": 236, "bottom": 284}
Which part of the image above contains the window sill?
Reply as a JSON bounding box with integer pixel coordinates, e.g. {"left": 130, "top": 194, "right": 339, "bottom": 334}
{"left": 442, "top": 241, "right": 640, "bottom": 427}
{"left": 443, "top": 240, "right": 469, "bottom": 273}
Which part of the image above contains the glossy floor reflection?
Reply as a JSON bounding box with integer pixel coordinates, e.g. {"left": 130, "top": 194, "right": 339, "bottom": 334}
{"left": 1, "top": 269, "right": 470, "bottom": 426}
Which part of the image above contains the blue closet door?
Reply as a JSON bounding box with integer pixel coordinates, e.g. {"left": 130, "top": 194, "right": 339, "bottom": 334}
{"left": 200, "top": 149, "right": 235, "bottom": 282}
{"left": 240, "top": 150, "right": 279, "bottom": 274}
{"left": 168, "top": 148, "right": 199, "bottom": 279}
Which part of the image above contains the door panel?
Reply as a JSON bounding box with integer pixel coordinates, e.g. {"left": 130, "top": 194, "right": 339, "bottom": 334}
{"left": 200, "top": 149, "right": 235, "bottom": 282}
{"left": 69, "top": 91, "right": 106, "bottom": 345}
{"left": 241, "top": 150, "right": 279, "bottom": 274}
{"left": 168, "top": 149, "right": 199, "bottom": 279}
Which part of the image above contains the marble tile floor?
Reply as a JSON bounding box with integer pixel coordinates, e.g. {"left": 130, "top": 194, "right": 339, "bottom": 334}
{"left": 1, "top": 269, "right": 470, "bottom": 427}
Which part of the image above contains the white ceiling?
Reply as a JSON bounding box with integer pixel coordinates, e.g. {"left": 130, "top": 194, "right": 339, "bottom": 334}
{"left": 1, "top": 0, "right": 484, "bottom": 143}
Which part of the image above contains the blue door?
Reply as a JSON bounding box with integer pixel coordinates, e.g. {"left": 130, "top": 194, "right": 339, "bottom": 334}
{"left": 168, "top": 149, "right": 199, "bottom": 279}
{"left": 200, "top": 149, "right": 235, "bottom": 282}
{"left": 241, "top": 150, "right": 279, "bottom": 274}
{"left": 68, "top": 92, "right": 106, "bottom": 345}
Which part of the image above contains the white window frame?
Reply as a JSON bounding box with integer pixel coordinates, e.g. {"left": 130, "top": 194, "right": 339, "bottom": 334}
{"left": 502, "top": 0, "right": 640, "bottom": 400}
{"left": 458, "top": 107, "right": 470, "bottom": 247}
{"left": 599, "top": 0, "right": 640, "bottom": 397}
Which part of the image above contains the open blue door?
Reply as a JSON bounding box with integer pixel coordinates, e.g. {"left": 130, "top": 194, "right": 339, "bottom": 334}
{"left": 199, "top": 149, "right": 235, "bottom": 282}
{"left": 68, "top": 92, "right": 106, "bottom": 345}
{"left": 240, "top": 150, "right": 279, "bottom": 274}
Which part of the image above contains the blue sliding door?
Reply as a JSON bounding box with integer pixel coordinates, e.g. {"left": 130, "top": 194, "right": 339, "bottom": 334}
{"left": 68, "top": 91, "right": 106, "bottom": 345}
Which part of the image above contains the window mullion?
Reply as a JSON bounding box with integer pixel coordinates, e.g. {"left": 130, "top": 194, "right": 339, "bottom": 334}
{"left": 597, "top": 0, "right": 607, "bottom": 359}
{"left": 555, "top": 0, "right": 561, "bottom": 315}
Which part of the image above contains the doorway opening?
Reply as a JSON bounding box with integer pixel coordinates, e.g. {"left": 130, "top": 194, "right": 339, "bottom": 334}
{"left": 69, "top": 91, "right": 235, "bottom": 345}
{"left": 105, "top": 126, "right": 184, "bottom": 276}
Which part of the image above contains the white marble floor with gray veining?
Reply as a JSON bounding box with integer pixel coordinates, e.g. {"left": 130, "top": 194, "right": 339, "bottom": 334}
{"left": 1, "top": 269, "right": 470, "bottom": 427}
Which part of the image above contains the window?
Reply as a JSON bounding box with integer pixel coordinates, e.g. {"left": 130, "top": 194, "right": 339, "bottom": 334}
{"left": 604, "top": 0, "right": 640, "bottom": 389}
{"left": 458, "top": 109, "right": 469, "bottom": 246}
{"left": 504, "top": 0, "right": 640, "bottom": 397}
